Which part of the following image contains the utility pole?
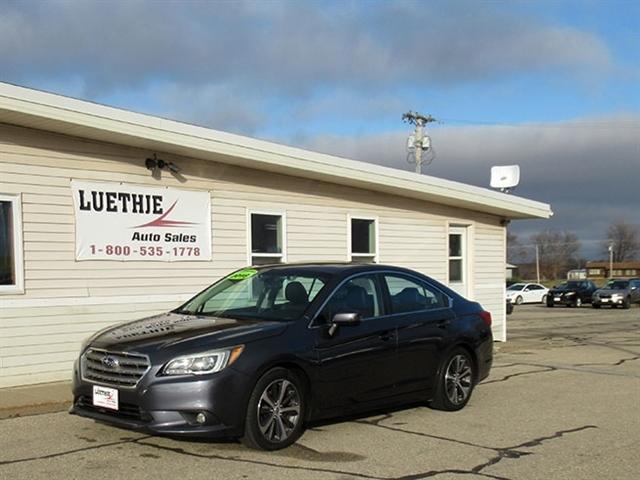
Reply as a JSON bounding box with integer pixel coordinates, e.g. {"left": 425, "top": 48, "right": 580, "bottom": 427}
{"left": 608, "top": 243, "right": 614, "bottom": 278}
{"left": 535, "top": 245, "right": 540, "bottom": 284}
{"left": 403, "top": 111, "right": 436, "bottom": 174}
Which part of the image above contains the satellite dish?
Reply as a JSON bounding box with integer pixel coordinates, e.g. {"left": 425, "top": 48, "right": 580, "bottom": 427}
{"left": 490, "top": 165, "right": 520, "bottom": 192}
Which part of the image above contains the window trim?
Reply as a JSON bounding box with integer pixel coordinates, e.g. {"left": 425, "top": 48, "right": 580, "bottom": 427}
{"left": 0, "top": 193, "right": 24, "bottom": 295}
{"left": 347, "top": 214, "right": 379, "bottom": 262}
{"left": 247, "top": 209, "right": 287, "bottom": 265}
{"left": 448, "top": 226, "right": 467, "bottom": 285}
{"left": 308, "top": 270, "right": 452, "bottom": 328}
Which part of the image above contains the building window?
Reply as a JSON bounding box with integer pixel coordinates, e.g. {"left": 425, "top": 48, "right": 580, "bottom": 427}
{"left": 0, "top": 194, "right": 24, "bottom": 294}
{"left": 448, "top": 230, "right": 465, "bottom": 283}
{"left": 249, "top": 212, "right": 285, "bottom": 265}
{"left": 349, "top": 216, "right": 377, "bottom": 263}
{"left": 588, "top": 269, "right": 602, "bottom": 276}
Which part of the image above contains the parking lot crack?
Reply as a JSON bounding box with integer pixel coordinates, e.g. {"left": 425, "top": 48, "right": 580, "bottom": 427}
{"left": 483, "top": 366, "right": 557, "bottom": 385}
{"left": 0, "top": 435, "right": 152, "bottom": 467}
{"left": 390, "top": 425, "right": 597, "bottom": 480}
{"left": 132, "top": 439, "right": 384, "bottom": 479}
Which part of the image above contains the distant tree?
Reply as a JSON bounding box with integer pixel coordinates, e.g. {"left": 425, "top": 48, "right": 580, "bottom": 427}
{"left": 530, "top": 229, "right": 581, "bottom": 280}
{"left": 506, "top": 230, "right": 527, "bottom": 264}
{"left": 602, "top": 220, "right": 640, "bottom": 262}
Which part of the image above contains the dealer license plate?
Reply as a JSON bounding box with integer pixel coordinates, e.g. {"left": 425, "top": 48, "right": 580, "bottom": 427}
{"left": 93, "top": 385, "right": 119, "bottom": 410}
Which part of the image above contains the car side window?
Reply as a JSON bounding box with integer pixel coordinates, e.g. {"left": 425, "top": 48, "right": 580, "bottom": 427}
{"left": 318, "top": 275, "right": 382, "bottom": 323}
{"left": 384, "top": 274, "right": 448, "bottom": 314}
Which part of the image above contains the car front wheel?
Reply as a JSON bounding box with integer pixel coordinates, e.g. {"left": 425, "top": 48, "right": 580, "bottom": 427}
{"left": 431, "top": 348, "right": 475, "bottom": 411}
{"left": 242, "top": 367, "right": 305, "bottom": 450}
{"left": 541, "top": 294, "right": 547, "bottom": 304}
{"left": 515, "top": 295, "right": 523, "bottom": 305}
{"left": 574, "top": 297, "right": 582, "bottom": 308}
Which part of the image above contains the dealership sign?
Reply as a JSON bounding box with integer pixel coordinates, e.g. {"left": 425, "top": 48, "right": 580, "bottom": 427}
{"left": 71, "top": 180, "right": 211, "bottom": 261}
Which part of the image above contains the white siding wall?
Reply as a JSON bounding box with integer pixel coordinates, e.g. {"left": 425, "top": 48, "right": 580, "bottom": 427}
{"left": 0, "top": 124, "right": 506, "bottom": 387}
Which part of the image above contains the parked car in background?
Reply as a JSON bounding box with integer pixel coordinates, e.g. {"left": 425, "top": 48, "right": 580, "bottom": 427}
{"left": 592, "top": 278, "right": 640, "bottom": 309}
{"left": 506, "top": 283, "right": 549, "bottom": 305}
{"left": 70, "top": 263, "right": 493, "bottom": 450}
{"left": 546, "top": 280, "right": 598, "bottom": 308}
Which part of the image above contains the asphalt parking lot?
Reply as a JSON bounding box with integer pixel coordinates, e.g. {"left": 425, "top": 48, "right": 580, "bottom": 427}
{"left": 1, "top": 304, "right": 638, "bottom": 480}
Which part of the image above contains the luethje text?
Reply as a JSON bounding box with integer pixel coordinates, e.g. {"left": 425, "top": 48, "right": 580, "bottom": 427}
{"left": 78, "top": 190, "right": 163, "bottom": 214}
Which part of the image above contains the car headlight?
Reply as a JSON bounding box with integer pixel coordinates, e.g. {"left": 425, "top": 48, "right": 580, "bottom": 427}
{"left": 565, "top": 292, "right": 575, "bottom": 296}
{"left": 162, "top": 345, "right": 244, "bottom": 376}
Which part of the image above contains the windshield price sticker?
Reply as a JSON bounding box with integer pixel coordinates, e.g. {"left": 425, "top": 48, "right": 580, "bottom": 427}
{"left": 71, "top": 180, "right": 211, "bottom": 261}
{"left": 228, "top": 269, "right": 258, "bottom": 281}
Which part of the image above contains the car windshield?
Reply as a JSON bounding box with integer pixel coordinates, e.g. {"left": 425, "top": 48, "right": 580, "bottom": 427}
{"left": 176, "top": 268, "right": 329, "bottom": 321}
{"left": 507, "top": 284, "right": 526, "bottom": 291}
{"left": 605, "top": 280, "right": 629, "bottom": 289}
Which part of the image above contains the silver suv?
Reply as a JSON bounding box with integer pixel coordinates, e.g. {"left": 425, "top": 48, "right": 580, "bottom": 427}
{"left": 592, "top": 278, "right": 640, "bottom": 309}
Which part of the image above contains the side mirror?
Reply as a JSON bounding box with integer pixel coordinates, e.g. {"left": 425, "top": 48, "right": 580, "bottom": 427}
{"left": 524, "top": 288, "right": 530, "bottom": 292}
{"left": 328, "top": 312, "right": 361, "bottom": 336}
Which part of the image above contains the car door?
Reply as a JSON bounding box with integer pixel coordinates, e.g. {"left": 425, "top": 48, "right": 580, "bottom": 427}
{"left": 312, "top": 274, "right": 397, "bottom": 409}
{"left": 382, "top": 273, "right": 453, "bottom": 397}
{"left": 522, "top": 284, "right": 535, "bottom": 303}
{"left": 630, "top": 280, "right": 640, "bottom": 302}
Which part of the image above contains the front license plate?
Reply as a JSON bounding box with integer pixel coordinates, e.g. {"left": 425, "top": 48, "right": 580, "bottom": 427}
{"left": 554, "top": 297, "right": 561, "bottom": 301}
{"left": 93, "top": 385, "right": 119, "bottom": 410}
{"left": 601, "top": 298, "right": 609, "bottom": 302}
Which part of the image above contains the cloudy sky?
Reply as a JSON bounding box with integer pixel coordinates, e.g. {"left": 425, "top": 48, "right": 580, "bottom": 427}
{"left": 1, "top": 0, "right": 638, "bottom": 259}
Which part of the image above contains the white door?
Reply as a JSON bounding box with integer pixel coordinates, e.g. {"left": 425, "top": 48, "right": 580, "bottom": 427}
{"left": 448, "top": 227, "right": 469, "bottom": 298}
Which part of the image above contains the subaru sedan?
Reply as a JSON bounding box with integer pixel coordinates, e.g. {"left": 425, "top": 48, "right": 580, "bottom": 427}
{"left": 70, "top": 263, "right": 493, "bottom": 450}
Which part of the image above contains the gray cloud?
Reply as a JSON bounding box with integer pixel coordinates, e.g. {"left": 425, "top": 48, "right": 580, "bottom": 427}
{"left": 0, "top": 0, "right": 612, "bottom": 96}
{"left": 303, "top": 115, "right": 640, "bottom": 259}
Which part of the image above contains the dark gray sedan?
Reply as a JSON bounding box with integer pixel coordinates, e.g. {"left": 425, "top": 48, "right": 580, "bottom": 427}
{"left": 70, "top": 263, "right": 493, "bottom": 450}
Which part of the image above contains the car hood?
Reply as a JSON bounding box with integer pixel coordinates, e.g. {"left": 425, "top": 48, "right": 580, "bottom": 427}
{"left": 88, "top": 312, "right": 288, "bottom": 354}
{"left": 549, "top": 287, "right": 578, "bottom": 293}
{"left": 595, "top": 288, "right": 627, "bottom": 295}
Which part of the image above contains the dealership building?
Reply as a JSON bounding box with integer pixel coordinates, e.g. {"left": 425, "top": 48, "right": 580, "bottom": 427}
{"left": 0, "top": 83, "right": 551, "bottom": 388}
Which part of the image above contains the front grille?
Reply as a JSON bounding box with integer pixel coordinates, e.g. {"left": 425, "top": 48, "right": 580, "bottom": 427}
{"left": 76, "top": 395, "right": 149, "bottom": 422}
{"left": 81, "top": 348, "right": 150, "bottom": 388}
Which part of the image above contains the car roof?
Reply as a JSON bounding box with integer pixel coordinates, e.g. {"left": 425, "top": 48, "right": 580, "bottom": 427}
{"left": 252, "top": 262, "right": 426, "bottom": 277}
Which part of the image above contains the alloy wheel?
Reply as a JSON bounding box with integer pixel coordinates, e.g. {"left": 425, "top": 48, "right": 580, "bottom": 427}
{"left": 444, "top": 354, "right": 473, "bottom": 406}
{"left": 257, "top": 379, "right": 301, "bottom": 442}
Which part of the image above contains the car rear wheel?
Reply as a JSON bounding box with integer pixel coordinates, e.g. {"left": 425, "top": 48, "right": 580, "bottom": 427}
{"left": 242, "top": 367, "right": 305, "bottom": 450}
{"left": 431, "top": 348, "right": 475, "bottom": 411}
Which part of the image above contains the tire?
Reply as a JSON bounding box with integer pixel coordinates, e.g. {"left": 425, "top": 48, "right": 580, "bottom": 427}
{"left": 541, "top": 294, "right": 547, "bottom": 304}
{"left": 623, "top": 297, "right": 631, "bottom": 310}
{"left": 546, "top": 298, "right": 554, "bottom": 308}
{"left": 241, "top": 367, "right": 305, "bottom": 450}
{"left": 592, "top": 303, "right": 601, "bottom": 309}
{"left": 574, "top": 297, "right": 582, "bottom": 308}
{"left": 515, "top": 296, "right": 523, "bottom": 305}
{"left": 431, "top": 348, "right": 475, "bottom": 411}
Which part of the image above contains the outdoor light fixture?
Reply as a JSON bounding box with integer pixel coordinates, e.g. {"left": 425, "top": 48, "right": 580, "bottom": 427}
{"left": 145, "top": 154, "right": 181, "bottom": 176}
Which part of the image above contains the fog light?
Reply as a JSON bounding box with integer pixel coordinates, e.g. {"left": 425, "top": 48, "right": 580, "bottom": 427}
{"left": 196, "top": 412, "right": 207, "bottom": 424}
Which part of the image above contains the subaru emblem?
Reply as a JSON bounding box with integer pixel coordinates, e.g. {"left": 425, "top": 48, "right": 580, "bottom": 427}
{"left": 102, "top": 355, "right": 119, "bottom": 370}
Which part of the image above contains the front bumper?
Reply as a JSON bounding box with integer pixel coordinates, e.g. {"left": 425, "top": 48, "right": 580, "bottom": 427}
{"left": 70, "top": 360, "right": 251, "bottom": 438}
{"left": 548, "top": 294, "right": 580, "bottom": 305}
{"left": 592, "top": 297, "right": 625, "bottom": 306}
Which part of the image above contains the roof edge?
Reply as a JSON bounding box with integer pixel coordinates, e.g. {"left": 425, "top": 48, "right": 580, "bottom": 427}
{"left": 0, "top": 82, "right": 552, "bottom": 220}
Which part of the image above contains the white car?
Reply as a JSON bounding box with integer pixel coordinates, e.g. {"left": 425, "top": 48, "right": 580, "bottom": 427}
{"left": 506, "top": 283, "right": 549, "bottom": 305}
